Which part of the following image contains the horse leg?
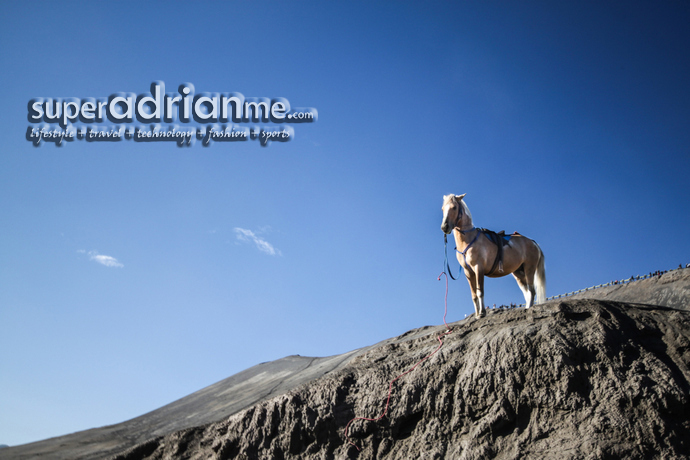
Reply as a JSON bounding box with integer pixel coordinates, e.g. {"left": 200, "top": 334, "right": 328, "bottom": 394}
{"left": 465, "top": 272, "right": 484, "bottom": 319}
{"left": 473, "top": 297, "right": 483, "bottom": 318}
{"left": 465, "top": 275, "right": 479, "bottom": 318}
{"left": 512, "top": 269, "right": 535, "bottom": 308}
{"left": 474, "top": 270, "right": 486, "bottom": 318}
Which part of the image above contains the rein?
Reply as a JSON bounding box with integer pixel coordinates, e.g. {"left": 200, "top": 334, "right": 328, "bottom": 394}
{"left": 444, "top": 234, "right": 457, "bottom": 280}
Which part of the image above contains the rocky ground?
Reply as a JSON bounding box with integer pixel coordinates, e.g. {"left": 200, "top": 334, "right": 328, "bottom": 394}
{"left": 3, "top": 269, "right": 689, "bottom": 460}
{"left": 111, "top": 298, "right": 690, "bottom": 460}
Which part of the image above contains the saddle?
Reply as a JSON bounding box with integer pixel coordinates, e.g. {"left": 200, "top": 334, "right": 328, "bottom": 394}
{"left": 477, "top": 228, "right": 518, "bottom": 276}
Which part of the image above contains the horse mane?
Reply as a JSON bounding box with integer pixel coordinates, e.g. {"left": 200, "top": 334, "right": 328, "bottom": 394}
{"left": 444, "top": 194, "right": 472, "bottom": 223}
{"left": 459, "top": 198, "right": 472, "bottom": 222}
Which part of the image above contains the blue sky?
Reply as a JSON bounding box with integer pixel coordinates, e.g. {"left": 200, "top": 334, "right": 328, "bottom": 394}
{"left": 1, "top": 1, "right": 689, "bottom": 447}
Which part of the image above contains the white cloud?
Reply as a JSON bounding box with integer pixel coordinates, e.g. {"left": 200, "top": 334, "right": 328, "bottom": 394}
{"left": 234, "top": 228, "right": 282, "bottom": 256}
{"left": 86, "top": 250, "right": 124, "bottom": 268}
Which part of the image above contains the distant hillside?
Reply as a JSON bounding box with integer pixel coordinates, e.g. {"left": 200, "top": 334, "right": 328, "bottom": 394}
{"left": 0, "top": 350, "right": 376, "bottom": 460}
{"left": 565, "top": 267, "right": 690, "bottom": 310}
{"left": 1, "top": 269, "right": 689, "bottom": 460}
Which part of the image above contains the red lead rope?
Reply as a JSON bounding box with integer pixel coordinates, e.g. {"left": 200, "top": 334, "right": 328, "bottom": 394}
{"left": 344, "top": 272, "right": 453, "bottom": 451}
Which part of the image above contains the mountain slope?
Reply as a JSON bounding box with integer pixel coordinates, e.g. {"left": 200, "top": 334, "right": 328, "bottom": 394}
{"left": 112, "top": 299, "right": 690, "bottom": 459}
{"left": 2, "top": 268, "right": 689, "bottom": 460}
{"left": 0, "top": 350, "right": 376, "bottom": 460}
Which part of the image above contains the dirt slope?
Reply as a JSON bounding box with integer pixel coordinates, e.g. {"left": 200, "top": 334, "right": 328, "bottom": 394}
{"left": 2, "top": 269, "right": 689, "bottom": 460}
{"left": 0, "top": 351, "right": 376, "bottom": 460}
{"left": 0, "top": 326, "right": 439, "bottom": 460}
{"left": 111, "top": 299, "right": 690, "bottom": 460}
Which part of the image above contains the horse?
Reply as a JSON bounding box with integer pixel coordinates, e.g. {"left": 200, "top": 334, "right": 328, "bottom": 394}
{"left": 441, "top": 193, "right": 546, "bottom": 319}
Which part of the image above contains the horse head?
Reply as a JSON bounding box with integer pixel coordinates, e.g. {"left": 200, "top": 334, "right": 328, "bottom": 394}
{"left": 441, "top": 193, "right": 470, "bottom": 234}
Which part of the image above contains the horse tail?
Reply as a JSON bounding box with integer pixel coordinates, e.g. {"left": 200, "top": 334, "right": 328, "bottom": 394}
{"left": 534, "top": 243, "right": 546, "bottom": 304}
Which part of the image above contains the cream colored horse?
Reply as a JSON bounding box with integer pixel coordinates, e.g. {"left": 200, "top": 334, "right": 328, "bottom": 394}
{"left": 441, "top": 193, "right": 546, "bottom": 318}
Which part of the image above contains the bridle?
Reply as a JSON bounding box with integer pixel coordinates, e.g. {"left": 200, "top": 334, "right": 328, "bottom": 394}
{"left": 449, "top": 199, "right": 475, "bottom": 235}
{"left": 444, "top": 199, "right": 479, "bottom": 279}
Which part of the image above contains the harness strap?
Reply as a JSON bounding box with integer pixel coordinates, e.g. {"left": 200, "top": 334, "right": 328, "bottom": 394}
{"left": 486, "top": 233, "right": 503, "bottom": 276}
{"left": 455, "top": 230, "right": 480, "bottom": 269}
{"left": 455, "top": 229, "right": 508, "bottom": 276}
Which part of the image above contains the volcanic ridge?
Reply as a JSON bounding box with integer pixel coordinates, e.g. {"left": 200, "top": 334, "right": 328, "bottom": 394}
{"left": 2, "top": 268, "right": 689, "bottom": 460}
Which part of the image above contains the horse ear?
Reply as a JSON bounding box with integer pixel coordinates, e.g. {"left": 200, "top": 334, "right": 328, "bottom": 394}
{"left": 457, "top": 193, "right": 466, "bottom": 200}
